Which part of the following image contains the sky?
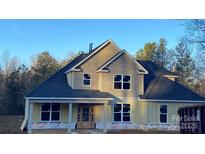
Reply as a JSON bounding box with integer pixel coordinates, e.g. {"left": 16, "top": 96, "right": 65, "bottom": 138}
{"left": 0, "top": 19, "right": 186, "bottom": 66}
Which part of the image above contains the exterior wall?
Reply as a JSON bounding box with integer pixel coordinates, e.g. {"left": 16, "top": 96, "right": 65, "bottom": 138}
{"left": 140, "top": 101, "right": 197, "bottom": 130}
{"left": 31, "top": 101, "right": 200, "bottom": 130}
{"left": 164, "top": 76, "right": 177, "bottom": 81}
{"left": 99, "top": 53, "right": 140, "bottom": 98}
{"left": 137, "top": 75, "right": 144, "bottom": 95}
{"left": 66, "top": 72, "right": 74, "bottom": 88}
{"left": 71, "top": 42, "right": 120, "bottom": 90}
{"left": 32, "top": 103, "right": 77, "bottom": 129}
{"left": 66, "top": 42, "right": 145, "bottom": 98}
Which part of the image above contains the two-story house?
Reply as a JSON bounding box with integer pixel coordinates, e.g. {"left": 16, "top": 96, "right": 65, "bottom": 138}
{"left": 21, "top": 39, "right": 205, "bottom": 133}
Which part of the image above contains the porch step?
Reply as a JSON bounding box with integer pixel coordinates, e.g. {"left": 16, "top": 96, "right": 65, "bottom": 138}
{"left": 73, "top": 129, "right": 105, "bottom": 134}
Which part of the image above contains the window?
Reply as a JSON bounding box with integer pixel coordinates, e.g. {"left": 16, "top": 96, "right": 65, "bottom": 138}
{"left": 83, "top": 73, "right": 91, "bottom": 86}
{"left": 41, "top": 103, "right": 60, "bottom": 121}
{"left": 114, "top": 74, "right": 131, "bottom": 90}
{"left": 113, "top": 104, "right": 130, "bottom": 122}
{"left": 160, "top": 105, "right": 167, "bottom": 123}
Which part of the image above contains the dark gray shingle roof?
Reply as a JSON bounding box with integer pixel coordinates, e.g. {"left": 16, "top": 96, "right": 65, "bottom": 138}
{"left": 138, "top": 60, "right": 205, "bottom": 102}
{"left": 27, "top": 47, "right": 114, "bottom": 99}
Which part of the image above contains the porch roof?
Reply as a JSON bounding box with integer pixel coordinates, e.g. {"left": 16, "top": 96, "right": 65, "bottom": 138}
{"left": 26, "top": 51, "right": 115, "bottom": 100}
{"left": 26, "top": 89, "right": 114, "bottom": 100}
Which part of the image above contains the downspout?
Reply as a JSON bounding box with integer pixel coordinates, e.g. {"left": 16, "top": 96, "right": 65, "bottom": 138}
{"left": 20, "top": 98, "right": 29, "bottom": 131}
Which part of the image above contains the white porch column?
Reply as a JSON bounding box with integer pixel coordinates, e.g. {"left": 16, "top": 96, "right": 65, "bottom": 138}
{"left": 27, "top": 102, "right": 33, "bottom": 134}
{"left": 103, "top": 103, "right": 107, "bottom": 133}
{"left": 68, "top": 103, "right": 72, "bottom": 133}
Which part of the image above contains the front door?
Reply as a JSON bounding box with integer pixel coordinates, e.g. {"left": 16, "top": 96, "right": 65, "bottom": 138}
{"left": 77, "top": 104, "right": 95, "bottom": 129}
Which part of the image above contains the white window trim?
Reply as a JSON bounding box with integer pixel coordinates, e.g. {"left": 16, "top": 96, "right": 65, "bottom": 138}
{"left": 159, "top": 104, "right": 168, "bottom": 124}
{"left": 82, "top": 73, "right": 92, "bottom": 86}
{"left": 40, "top": 103, "right": 61, "bottom": 122}
{"left": 113, "top": 74, "right": 132, "bottom": 91}
{"left": 112, "top": 103, "right": 131, "bottom": 123}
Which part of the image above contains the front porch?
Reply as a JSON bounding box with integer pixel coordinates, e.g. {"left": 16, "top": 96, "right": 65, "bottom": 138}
{"left": 32, "top": 128, "right": 106, "bottom": 134}
{"left": 25, "top": 98, "right": 112, "bottom": 134}
{"left": 31, "top": 128, "right": 180, "bottom": 134}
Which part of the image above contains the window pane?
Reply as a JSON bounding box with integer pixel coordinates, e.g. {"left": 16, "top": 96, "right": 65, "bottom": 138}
{"left": 41, "top": 112, "right": 50, "bottom": 121}
{"left": 123, "top": 104, "right": 130, "bottom": 112}
{"left": 123, "top": 75, "right": 130, "bottom": 82}
{"left": 123, "top": 113, "right": 130, "bottom": 121}
{"left": 82, "top": 107, "right": 89, "bottom": 121}
{"left": 160, "top": 105, "right": 167, "bottom": 113}
{"left": 84, "top": 80, "right": 90, "bottom": 85}
{"left": 123, "top": 83, "right": 130, "bottom": 89}
{"left": 42, "top": 103, "right": 50, "bottom": 111}
{"left": 114, "top": 75, "right": 122, "bottom": 82}
{"left": 84, "top": 74, "right": 91, "bottom": 79}
{"left": 114, "top": 82, "right": 121, "bottom": 89}
{"left": 114, "top": 113, "right": 121, "bottom": 121}
{"left": 160, "top": 114, "right": 167, "bottom": 123}
{"left": 114, "top": 104, "right": 122, "bottom": 112}
{"left": 52, "top": 103, "right": 60, "bottom": 111}
{"left": 51, "top": 112, "right": 60, "bottom": 121}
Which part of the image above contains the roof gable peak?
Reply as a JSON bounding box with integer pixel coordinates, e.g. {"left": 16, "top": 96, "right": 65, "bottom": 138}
{"left": 96, "top": 50, "right": 148, "bottom": 74}
{"left": 64, "top": 39, "right": 121, "bottom": 74}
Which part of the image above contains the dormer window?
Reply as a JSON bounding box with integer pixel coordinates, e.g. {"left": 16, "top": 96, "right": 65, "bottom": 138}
{"left": 114, "top": 74, "right": 131, "bottom": 90}
{"left": 83, "top": 73, "right": 91, "bottom": 86}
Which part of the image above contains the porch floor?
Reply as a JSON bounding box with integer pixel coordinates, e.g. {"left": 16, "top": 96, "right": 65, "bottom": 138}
{"left": 31, "top": 129, "right": 179, "bottom": 134}
{"left": 32, "top": 129, "right": 105, "bottom": 134}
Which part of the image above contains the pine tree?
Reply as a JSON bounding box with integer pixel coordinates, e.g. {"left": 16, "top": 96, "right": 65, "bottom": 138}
{"left": 175, "top": 40, "right": 195, "bottom": 87}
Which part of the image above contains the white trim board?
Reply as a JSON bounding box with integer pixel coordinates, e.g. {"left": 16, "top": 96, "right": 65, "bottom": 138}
{"left": 164, "top": 75, "right": 178, "bottom": 78}
{"left": 139, "top": 99, "right": 205, "bottom": 103}
{"left": 96, "top": 50, "right": 148, "bottom": 74}
{"left": 96, "top": 50, "right": 125, "bottom": 72}
{"left": 25, "top": 97, "right": 113, "bottom": 101}
{"left": 64, "top": 39, "right": 121, "bottom": 74}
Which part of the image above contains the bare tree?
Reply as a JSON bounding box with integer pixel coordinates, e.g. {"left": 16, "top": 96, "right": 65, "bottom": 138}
{"left": 1, "top": 50, "right": 10, "bottom": 75}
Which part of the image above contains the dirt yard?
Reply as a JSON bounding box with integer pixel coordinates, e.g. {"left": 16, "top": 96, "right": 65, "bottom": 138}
{"left": 0, "top": 115, "right": 25, "bottom": 134}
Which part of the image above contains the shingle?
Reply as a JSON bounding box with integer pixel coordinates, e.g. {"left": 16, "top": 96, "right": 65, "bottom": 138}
{"left": 27, "top": 53, "right": 114, "bottom": 99}
{"left": 138, "top": 60, "right": 205, "bottom": 102}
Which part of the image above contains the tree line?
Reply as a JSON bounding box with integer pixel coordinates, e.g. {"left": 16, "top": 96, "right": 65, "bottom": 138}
{"left": 0, "top": 51, "right": 81, "bottom": 115}
{"left": 0, "top": 20, "right": 205, "bottom": 115}
{"left": 136, "top": 20, "right": 205, "bottom": 97}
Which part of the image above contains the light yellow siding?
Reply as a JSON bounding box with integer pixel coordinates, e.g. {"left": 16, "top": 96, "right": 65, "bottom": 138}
{"left": 165, "top": 76, "right": 176, "bottom": 81}
{"left": 71, "top": 42, "right": 120, "bottom": 90}
{"left": 100, "top": 53, "right": 140, "bottom": 98}
{"left": 66, "top": 72, "right": 73, "bottom": 88}
{"left": 137, "top": 75, "right": 144, "bottom": 95}
{"left": 142, "top": 101, "right": 196, "bottom": 124}
{"left": 66, "top": 42, "right": 145, "bottom": 98}
{"left": 32, "top": 103, "right": 77, "bottom": 123}
{"left": 32, "top": 103, "right": 41, "bottom": 122}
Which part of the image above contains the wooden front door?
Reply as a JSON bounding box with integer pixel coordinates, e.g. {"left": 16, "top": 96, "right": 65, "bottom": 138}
{"left": 77, "top": 104, "right": 95, "bottom": 129}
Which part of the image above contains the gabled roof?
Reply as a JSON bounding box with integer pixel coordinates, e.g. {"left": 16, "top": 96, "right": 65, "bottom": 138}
{"left": 96, "top": 50, "right": 148, "bottom": 74}
{"left": 27, "top": 40, "right": 205, "bottom": 102}
{"left": 27, "top": 53, "right": 114, "bottom": 99}
{"left": 138, "top": 60, "right": 205, "bottom": 102}
{"left": 64, "top": 39, "right": 121, "bottom": 74}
